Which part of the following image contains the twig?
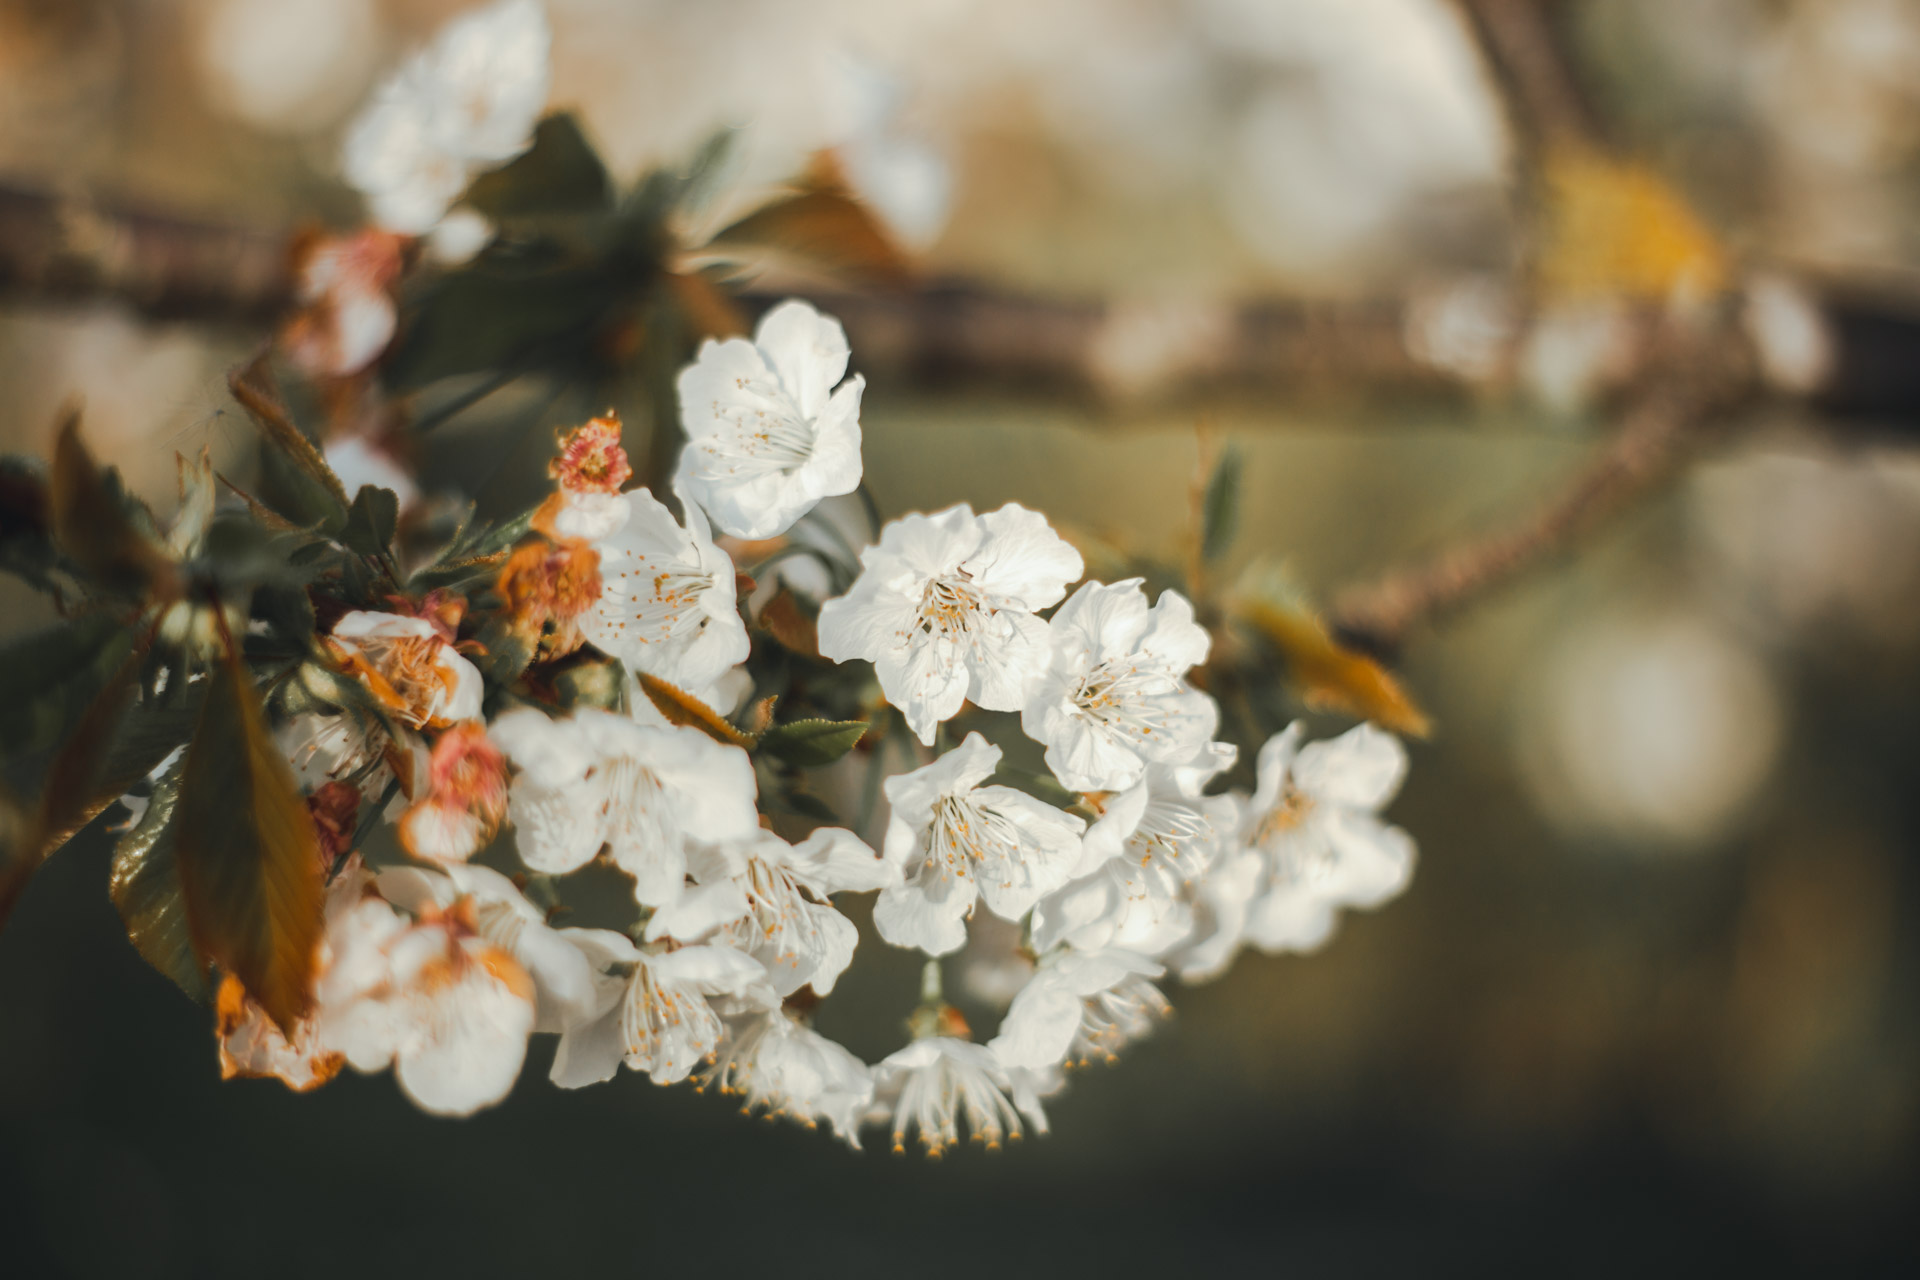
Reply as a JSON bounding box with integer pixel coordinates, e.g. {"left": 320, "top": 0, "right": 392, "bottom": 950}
{"left": 1330, "top": 335, "right": 1755, "bottom": 656}
{"left": 1455, "top": 0, "right": 1599, "bottom": 150}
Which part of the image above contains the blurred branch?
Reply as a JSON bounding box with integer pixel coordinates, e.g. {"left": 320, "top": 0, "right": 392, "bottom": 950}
{"left": 0, "top": 183, "right": 291, "bottom": 325}
{"left": 1455, "top": 0, "right": 1599, "bottom": 150}
{"left": 1331, "top": 324, "right": 1757, "bottom": 656}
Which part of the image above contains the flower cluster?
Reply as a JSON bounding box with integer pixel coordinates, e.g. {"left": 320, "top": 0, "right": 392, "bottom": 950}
{"left": 24, "top": 1, "right": 1428, "bottom": 1159}
{"left": 204, "top": 280, "right": 1420, "bottom": 1153}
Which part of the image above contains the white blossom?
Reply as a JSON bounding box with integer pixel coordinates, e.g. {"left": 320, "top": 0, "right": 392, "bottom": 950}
{"left": 549, "top": 933, "right": 774, "bottom": 1088}
{"left": 312, "top": 889, "right": 537, "bottom": 1117}
{"left": 374, "top": 863, "right": 622, "bottom": 1035}
{"left": 577, "top": 487, "right": 751, "bottom": 694}
{"left": 1021, "top": 578, "right": 1216, "bottom": 792}
{"left": 658, "top": 827, "right": 895, "bottom": 997}
{"left": 342, "top": 0, "right": 550, "bottom": 234}
{"left": 1181, "top": 721, "right": 1416, "bottom": 976}
{"left": 699, "top": 1009, "right": 873, "bottom": 1148}
{"left": 874, "top": 733, "right": 1085, "bottom": 956}
{"left": 676, "top": 300, "right": 865, "bottom": 539}
{"left": 488, "top": 706, "right": 760, "bottom": 905}
{"left": 1244, "top": 725, "right": 1413, "bottom": 948}
{"left": 1031, "top": 743, "right": 1237, "bottom": 956}
{"left": 866, "top": 1037, "right": 1051, "bottom": 1155}
{"left": 989, "top": 949, "right": 1171, "bottom": 1070}
{"left": 817, "top": 502, "right": 1083, "bottom": 744}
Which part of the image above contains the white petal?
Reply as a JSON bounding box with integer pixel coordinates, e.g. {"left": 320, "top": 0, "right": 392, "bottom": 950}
{"left": 872, "top": 880, "right": 971, "bottom": 955}
{"left": 755, "top": 299, "right": 850, "bottom": 421}
{"left": 1292, "top": 722, "right": 1408, "bottom": 812}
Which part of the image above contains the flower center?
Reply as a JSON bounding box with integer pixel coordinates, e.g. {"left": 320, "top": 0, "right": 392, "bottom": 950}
{"left": 916, "top": 572, "right": 987, "bottom": 639}
{"left": 1069, "top": 658, "right": 1181, "bottom": 741}
{"left": 708, "top": 378, "right": 817, "bottom": 475}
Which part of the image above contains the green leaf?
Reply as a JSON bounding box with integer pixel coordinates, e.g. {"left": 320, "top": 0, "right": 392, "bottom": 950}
{"left": 0, "top": 615, "right": 133, "bottom": 758}
{"left": 339, "top": 485, "right": 400, "bottom": 560}
{"left": 757, "top": 718, "right": 868, "bottom": 767}
{"left": 108, "top": 769, "right": 208, "bottom": 1002}
{"left": 174, "top": 646, "right": 325, "bottom": 1033}
{"left": 1200, "top": 442, "right": 1242, "bottom": 564}
{"left": 464, "top": 113, "right": 612, "bottom": 220}
{"left": 383, "top": 269, "right": 601, "bottom": 392}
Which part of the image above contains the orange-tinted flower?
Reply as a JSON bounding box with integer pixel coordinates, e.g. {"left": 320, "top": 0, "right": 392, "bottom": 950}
{"left": 328, "top": 610, "right": 483, "bottom": 728}
{"left": 308, "top": 780, "right": 362, "bottom": 867}
{"left": 397, "top": 723, "right": 509, "bottom": 863}
{"left": 549, "top": 413, "right": 632, "bottom": 496}
{"left": 497, "top": 535, "right": 603, "bottom": 659}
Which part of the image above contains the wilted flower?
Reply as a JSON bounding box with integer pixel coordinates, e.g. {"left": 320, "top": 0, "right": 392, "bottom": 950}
{"left": 676, "top": 299, "right": 865, "bottom": 540}
{"left": 487, "top": 707, "right": 760, "bottom": 904}
{"left": 577, "top": 487, "right": 751, "bottom": 694}
{"left": 699, "top": 1009, "right": 873, "bottom": 1147}
{"left": 544, "top": 413, "right": 634, "bottom": 541}
{"left": 1022, "top": 578, "right": 1216, "bottom": 792}
{"left": 989, "top": 949, "right": 1170, "bottom": 1070}
{"left": 495, "top": 535, "right": 602, "bottom": 660}
{"left": 817, "top": 502, "right": 1083, "bottom": 744}
{"left": 342, "top": 0, "right": 550, "bottom": 234}
{"left": 395, "top": 723, "right": 508, "bottom": 863}
{"left": 328, "top": 609, "right": 484, "bottom": 729}
{"left": 873, "top": 732, "right": 1085, "bottom": 956}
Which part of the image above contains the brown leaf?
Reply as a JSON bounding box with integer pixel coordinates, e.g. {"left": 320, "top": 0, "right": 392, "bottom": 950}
{"left": 665, "top": 270, "right": 748, "bottom": 340}
{"left": 708, "top": 188, "right": 910, "bottom": 286}
{"left": 758, "top": 589, "right": 819, "bottom": 658}
{"left": 227, "top": 357, "right": 350, "bottom": 509}
{"left": 174, "top": 637, "right": 326, "bottom": 1034}
{"left": 1240, "top": 601, "right": 1432, "bottom": 739}
{"left": 635, "top": 671, "right": 756, "bottom": 748}
{"left": 49, "top": 409, "right": 175, "bottom": 598}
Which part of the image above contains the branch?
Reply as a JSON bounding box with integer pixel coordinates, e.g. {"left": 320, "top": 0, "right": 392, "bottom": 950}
{"left": 1455, "top": 0, "right": 1599, "bottom": 150}
{"left": 0, "top": 183, "right": 291, "bottom": 324}
{"left": 1330, "top": 332, "right": 1756, "bottom": 656}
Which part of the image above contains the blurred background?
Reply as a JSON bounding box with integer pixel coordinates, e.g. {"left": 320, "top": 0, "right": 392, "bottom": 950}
{"left": 2, "top": 0, "right": 1918, "bottom": 1274}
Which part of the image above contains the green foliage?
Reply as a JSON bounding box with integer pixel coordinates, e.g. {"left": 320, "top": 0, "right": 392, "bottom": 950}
{"left": 339, "top": 485, "right": 401, "bottom": 560}
{"left": 108, "top": 767, "right": 207, "bottom": 1002}
{"left": 1200, "top": 442, "right": 1243, "bottom": 564}
{"left": 0, "top": 615, "right": 133, "bottom": 758}
{"left": 758, "top": 718, "right": 870, "bottom": 767}
{"left": 465, "top": 113, "right": 612, "bottom": 221}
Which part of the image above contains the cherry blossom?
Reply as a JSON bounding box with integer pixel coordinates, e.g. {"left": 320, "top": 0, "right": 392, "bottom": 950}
{"left": 699, "top": 1009, "right": 874, "bottom": 1148}
{"left": 1022, "top": 578, "right": 1217, "bottom": 792}
{"left": 866, "top": 1037, "right": 1052, "bottom": 1155}
{"left": 676, "top": 299, "right": 865, "bottom": 539}
{"left": 873, "top": 732, "right": 1085, "bottom": 955}
{"left": 1030, "top": 744, "right": 1237, "bottom": 956}
{"left": 488, "top": 706, "right": 760, "bottom": 905}
{"left": 659, "top": 826, "right": 895, "bottom": 997}
{"left": 989, "top": 948, "right": 1171, "bottom": 1070}
{"left": 576, "top": 486, "right": 751, "bottom": 694}
{"left": 342, "top": 0, "right": 550, "bottom": 234}
{"left": 817, "top": 502, "right": 1083, "bottom": 744}
{"left": 395, "top": 723, "right": 508, "bottom": 863}
{"left": 548, "top": 933, "right": 774, "bottom": 1087}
